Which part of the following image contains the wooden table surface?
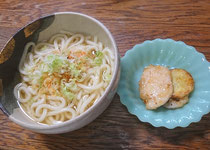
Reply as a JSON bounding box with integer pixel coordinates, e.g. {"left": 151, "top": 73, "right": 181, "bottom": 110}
{"left": 0, "top": 0, "right": 210, "bottom": 149}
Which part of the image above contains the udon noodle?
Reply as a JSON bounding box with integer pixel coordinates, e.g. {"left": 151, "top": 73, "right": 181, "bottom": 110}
{"left": 14, "top": 31, "right": 114, "bottom": 125}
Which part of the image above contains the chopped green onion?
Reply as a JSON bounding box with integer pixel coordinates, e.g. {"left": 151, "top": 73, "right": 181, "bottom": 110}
{"left": 61, "top": 83, "right": 75, "bottom": 101}
{"left": 93, "top": 51, "right": 104, "bottom": 66}
{"left": 65, "top": 80, "right": 77, "bottom": 91}
{"left": 46, "top": 55, "right": 55, "bottom": 63}
{"left": 45, "top": 55, "right": 65, "bottom": 73}
{"left": 69, "top": 63, "right": 81, "bottom": 77}
{"left": 51, "top": 58, "right": 63, "bottom": 72}
{"left": 94, "top": 57, "right": 102, "bottom": 66}
{"left": 95, "top": 51, "right": 103, "bottom": 57}
{"left": 61, "top": 80, "right": 76, "bottom": 101}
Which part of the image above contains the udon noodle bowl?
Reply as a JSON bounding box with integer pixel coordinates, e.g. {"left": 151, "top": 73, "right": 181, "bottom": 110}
{"left": 14, "top": 31, "right": 114, "bottom": 125}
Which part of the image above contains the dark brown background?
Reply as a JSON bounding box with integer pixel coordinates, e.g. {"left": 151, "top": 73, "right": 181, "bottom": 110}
{"left": 0, "top": 0, "right": 210, "bottom": 149}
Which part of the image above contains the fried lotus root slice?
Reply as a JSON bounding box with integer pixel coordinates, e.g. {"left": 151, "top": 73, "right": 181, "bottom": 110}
{"left": 171, "top": 69, "right": 194, "bottom": 99}
{"left": 164, "top": 96, "right": 189, "bottom": 109}
{"left": 139, "top": 65, "right": 173, "bottom": 110}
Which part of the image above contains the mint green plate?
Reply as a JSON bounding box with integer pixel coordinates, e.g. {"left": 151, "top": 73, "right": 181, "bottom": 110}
{"left": 117, "top": 39, "right": 210, "bottom": 129}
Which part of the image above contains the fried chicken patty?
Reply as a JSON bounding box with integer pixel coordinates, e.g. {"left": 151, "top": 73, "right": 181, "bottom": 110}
{"left": 139, "top": 65, "right": 173, "bottom": 110}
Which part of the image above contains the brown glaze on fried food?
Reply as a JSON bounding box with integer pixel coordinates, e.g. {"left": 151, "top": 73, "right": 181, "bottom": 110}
{"left": 171, "top": 69, "right": 194, "bottom": 99}
{"left": 139, "top": 65, "right": 173, "bottom": 110}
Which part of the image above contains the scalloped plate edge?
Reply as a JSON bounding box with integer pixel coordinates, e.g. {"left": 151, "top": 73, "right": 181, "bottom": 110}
{"left": 118, "top": 38, "right": 210, "bottom": 129}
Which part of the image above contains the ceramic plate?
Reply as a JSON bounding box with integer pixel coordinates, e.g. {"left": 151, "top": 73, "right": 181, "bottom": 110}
{"left": 117, "top": 39, "right": 210, "bottom": 129}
